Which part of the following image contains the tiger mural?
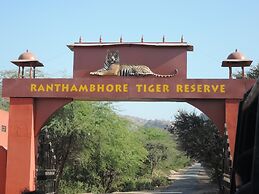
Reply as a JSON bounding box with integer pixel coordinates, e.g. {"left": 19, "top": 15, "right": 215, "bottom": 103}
{"left": 90, "top": 50, "right": 178, "bottom": 77}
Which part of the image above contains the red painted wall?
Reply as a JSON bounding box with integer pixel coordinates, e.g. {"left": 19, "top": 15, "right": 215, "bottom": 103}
{"left": 5, "top": 98, "right": 35, "bottom": 194}
{"left": 0, "top": 109, "right": 8, "bottom": 149}
{"left": 0, "top": 109, "right": 8, "bottom": 194}
{"left": 0, "top": 147, "right": 7, "bottom": 194}
{"left": 225, "top": 99, "right": 240, "bottom": 159}
{"left": 72, "top": 45, "right": 188, "bottom": 78}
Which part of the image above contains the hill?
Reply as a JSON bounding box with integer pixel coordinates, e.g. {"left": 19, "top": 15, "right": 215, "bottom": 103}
{"left": 120, "top": 115, "right": 171, "bottom": 130}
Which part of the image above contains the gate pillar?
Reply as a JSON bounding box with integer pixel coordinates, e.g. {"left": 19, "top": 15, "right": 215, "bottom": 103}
{"left": 225, "top": 99, "right": 240, "bottom": 159}
{"left": 5, "top": 98, "right": 35, "bottom": 194}
{"left": 0, "top": 147, "right": 7, "bottom": 194}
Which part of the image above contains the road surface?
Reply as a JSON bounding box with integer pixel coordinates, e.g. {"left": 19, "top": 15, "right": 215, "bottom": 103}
{"left": 160, "top": 163, "right": 218, "bottom": 194}
{"left": 113, "top": 163, "right": 218, "bottom": 194}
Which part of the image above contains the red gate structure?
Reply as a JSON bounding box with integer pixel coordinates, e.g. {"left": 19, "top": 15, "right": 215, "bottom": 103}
{"left": 0, "top": 110, "right": 8, "bottom": 194}
{"left": 2, "top": 38, "right": 255, "bottom": 193}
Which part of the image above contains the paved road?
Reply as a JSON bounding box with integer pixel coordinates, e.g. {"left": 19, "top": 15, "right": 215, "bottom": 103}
{"left": 113, "top": 163, "right": 218, "bottom": 194}
{"left": 160, "top": 163, "right": 218, "bottom": 194}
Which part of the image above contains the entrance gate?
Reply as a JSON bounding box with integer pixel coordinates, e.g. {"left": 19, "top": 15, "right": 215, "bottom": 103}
{"left": 2, "top": 39, "right": 255, "bottom": 193}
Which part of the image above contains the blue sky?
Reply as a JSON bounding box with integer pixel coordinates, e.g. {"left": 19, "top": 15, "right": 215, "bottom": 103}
{"left": 1, "top": 1, "right": 259, "bottom": 120}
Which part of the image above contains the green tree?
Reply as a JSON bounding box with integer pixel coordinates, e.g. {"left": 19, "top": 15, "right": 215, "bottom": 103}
{"left": 168, "top": 111, "right": 225, "bottom": 190}
{"left": 137, "top": 127, "right": 189, "bottom": 177}
{"left": 145, "top": 142, "right": 168, "bottom": 176}
{"left": 0, "top": 70, "right": 17, "bottom": 110}
{"left": 78, "top": 103, "right": 147, "bottom": 193}
{"left": 43, "top": 101, "right": 147, "bottom": 193}
{"left": 43, "top": 101, "right": 97, "bottom": 192}
{"left": 234, "top": 63, "right": 259, "bottom": 79}
{"left": 246, "top": 63, "right": 259, "bottom": 78}
{"left": 138, "top": 128, "right": 169, "bottom": 176}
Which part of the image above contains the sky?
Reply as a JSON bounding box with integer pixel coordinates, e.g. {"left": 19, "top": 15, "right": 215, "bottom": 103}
{"left": 1, "top": 1, "right": 259, "bottom": 120}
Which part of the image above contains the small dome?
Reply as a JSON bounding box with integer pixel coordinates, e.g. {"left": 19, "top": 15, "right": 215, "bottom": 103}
{"left": 222, "top": 49, "right": 252, "bottom": 67}
{"left": 11, "top": 50, "right": 43, "bottom": 67}
{"left": 18, "top": 50, "right": 37, "bottom": 61}
{"left": 227, "top": 49, "right": 246, "bottom": 60}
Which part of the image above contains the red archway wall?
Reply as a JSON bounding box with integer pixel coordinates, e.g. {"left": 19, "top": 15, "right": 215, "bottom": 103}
{"left": 4, "top": 96, "right": 241, "bottom": 194}
{"left": 34, "top": 98, "right": 73, "bottom": 136}
{"left": 0, "top": 147, "right": 7, "bottom": 194}
{"left": 0, "top": 109, "right": 8, "bottom": 194}
{"left": 4, "top": 98, "right": 72, "bottom": 194}
{"left": 187, "top": 99, "right": 226, "bottom": 132}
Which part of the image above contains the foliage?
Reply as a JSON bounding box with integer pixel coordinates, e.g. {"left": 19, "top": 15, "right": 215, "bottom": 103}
{"left": 59, "top": 180, "right": 85, "bottom": 194}
{"left": 39, "top": 102, "right": 190, "bottom": 193}
{"left": 138, "top": 128, "right": 169, "bottom": 175}
{"left": 0, "top": 97, "right": 9, "bottom": 111}
{"left": 43, "top": 101, "right": 96, "bottom": 191}
{"left": 120, "top": 176, "right": 169, "bottom": 192}
{"left": 246, "top": 63, "right": 259, "bottom": 78}
{"left": 234, "top": 63, "right": 259, "bottom": 79}
{"left": 136, "top": 127, "right": 190, "bottom": 177}
{"left": 135, "top": 178, "right": 152, "bottom": 190}
{"left": 143, "top": 119, "right": 170, "bottom": 129}
{"left": 43, "top": 101, "right": 148, "bottom": 193}
{"left": 145, "top": 142, "right": 168, "bottom": 175}
{"left": 151, "top": 176, "right": 170, "bottom": 187}
{"left": 168, "top": 111, "right": 225, "bottom": 189}
{"left": 0, "top": 70, "right": 17, "bottom": 110}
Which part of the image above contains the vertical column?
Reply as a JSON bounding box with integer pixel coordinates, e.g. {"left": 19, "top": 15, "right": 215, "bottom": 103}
{"left": 225, "top": 99, "right": 240, "bottom": 159}
{"left": 33, "top": 67, "right": 36, "bottom": 78}
{"left": 241, "top": 66, "right": 245, "bottom": 78}
{"left": 5, "top": 98, "right": 35, "bottom": 194}
{"left": 229, "top": 67, "right": 232, "bottom": 79}
{"left": 18, "top": 66, "right": 21, "bottom": 78}
{"left": 0, "top": 147, "right": 7, "bottom": 194}
{"left": 21, "top": 67, "right": 25, "bottom": 78}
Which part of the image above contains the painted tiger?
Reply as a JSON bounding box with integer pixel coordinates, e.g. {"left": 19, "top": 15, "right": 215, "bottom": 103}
{"left": 90, "top": 50, "right": 178, "bottom": 77}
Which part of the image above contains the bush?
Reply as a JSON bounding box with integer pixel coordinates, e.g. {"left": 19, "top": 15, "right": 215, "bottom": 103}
{"left": 59, "top": 180, "right": 85, "bottom": 194}
{"left": 121, "top": 179, "right": 136, "bottom": 191}
{"left": 120, "top": 176, "right": 171, "bottom": 192}
{"left": 135, "top": 179, "right": 152, "bottom": 190}
{"left": 151, "top": 176, "right": 170, "bottom": 187}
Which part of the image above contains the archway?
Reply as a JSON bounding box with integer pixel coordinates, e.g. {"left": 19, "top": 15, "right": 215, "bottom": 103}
{"left": 2, "top": 41, "right": 255, "bottom": 193}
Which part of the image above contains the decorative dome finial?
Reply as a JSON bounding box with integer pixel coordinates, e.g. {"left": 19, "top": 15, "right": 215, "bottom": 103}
{"left": 79, "top": 36, "right": 82, "bottom": 43}
{"left": 162, "top": 35, "right": 165, "bottom": 43}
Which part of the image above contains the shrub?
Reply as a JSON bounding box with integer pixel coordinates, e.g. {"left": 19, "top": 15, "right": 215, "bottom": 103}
{"left": 121, "top": 179, "right": 136, "bottom": 191}
{"left": 59, "top": 180, "right": 85, "bottom": 194}
{"left": 135, "top": 179, "right": 152, "bottom": 190}
{"left": 151, "top": 176, "right": 170, "bottom": 187}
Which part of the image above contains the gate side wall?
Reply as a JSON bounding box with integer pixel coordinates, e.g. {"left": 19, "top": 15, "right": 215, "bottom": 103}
{"left": 0, "top": 147, "right": 7, "bottom": 194}
{"left": 5, "top": 98, "right": 35, "bottom": 194}
{"left": 225, "top": 99, "right": 240, "bottom": 159}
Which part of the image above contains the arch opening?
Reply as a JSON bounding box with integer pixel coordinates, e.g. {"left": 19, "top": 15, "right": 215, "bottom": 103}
{"left": 35, "top": 100, "right": 227, "bottom": 193}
